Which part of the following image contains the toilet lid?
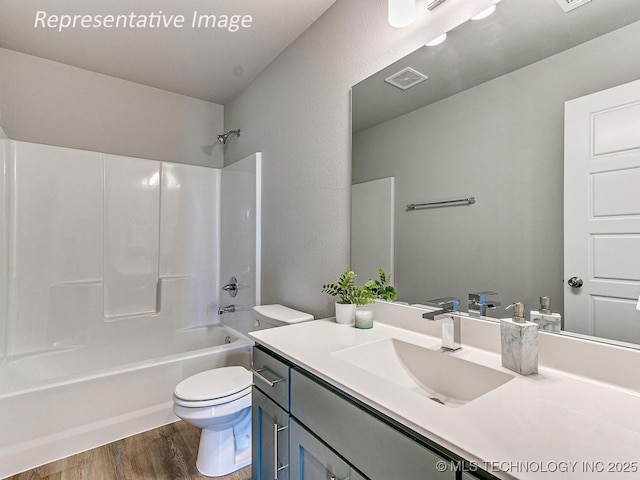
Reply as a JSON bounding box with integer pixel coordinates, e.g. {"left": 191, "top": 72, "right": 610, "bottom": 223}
{"left": 174, "top": 366, "right": 252, "bottom": 402}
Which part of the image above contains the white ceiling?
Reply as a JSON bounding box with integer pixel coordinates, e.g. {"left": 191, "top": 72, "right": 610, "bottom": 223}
{"left": 352, "top": 0, "right": 640, "bottom": 132}
{"left": 0, "top": 0, "right": 337, "bottom": 104}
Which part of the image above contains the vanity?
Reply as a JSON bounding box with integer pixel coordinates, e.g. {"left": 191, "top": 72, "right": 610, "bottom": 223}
{"left": 251, "top": 342, "right": 466, "bottom": 480}
{"left": 250, "top": 302, "right": 640, "bottom": 480}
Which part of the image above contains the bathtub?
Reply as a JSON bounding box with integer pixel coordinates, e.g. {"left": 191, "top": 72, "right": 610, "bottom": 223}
{"left": 0, "top": 323, "right": 252, "bottom": 479}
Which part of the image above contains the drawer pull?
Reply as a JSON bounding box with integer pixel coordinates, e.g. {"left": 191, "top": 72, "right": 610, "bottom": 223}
{"left": 251, "top": 367, "right": 285, "bottom": 387}
{"left": 273, "top": 422, "right": 289, "bottom": 479}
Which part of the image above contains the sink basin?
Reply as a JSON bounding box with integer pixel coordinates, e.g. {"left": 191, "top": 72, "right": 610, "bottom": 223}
{"left": 332, "top": 338, "right": 514, "bottom": 407}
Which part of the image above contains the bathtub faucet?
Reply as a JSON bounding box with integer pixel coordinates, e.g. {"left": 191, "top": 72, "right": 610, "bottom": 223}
{"left": 218, "top": 304, "right": 236, "bottom": 315}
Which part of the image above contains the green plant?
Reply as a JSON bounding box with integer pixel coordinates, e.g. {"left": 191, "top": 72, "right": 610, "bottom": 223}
{"left": 349, "top": 285, "right": 376, "bottom": 306}
{"left": 322, "top": 269, "right": 356, "bottom": 303}
{"left": 322, "top": 269, "right": 375, "bottom": 305}
{"left": 364, "top": 267, "right": 397, "bottom": 301}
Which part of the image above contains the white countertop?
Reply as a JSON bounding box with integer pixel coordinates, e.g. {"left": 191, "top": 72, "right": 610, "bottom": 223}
{"left": 249, "top": 319, "right": 640, "bottom": 479}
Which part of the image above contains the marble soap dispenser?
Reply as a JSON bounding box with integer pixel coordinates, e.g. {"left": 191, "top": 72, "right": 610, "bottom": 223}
{"left": 501, "top": 302, "right": 538, "bottom": 375}
{"left": 530, "top": 296, "right": 562, "bottom": 332}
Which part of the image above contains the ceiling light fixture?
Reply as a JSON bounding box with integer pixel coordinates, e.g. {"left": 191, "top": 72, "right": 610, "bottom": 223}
{"left": 388, "top": 0, "right": 416, "bottom": 28}
{"left": 470, "top": 4, "right": 497, "bottom": 20}
{"left": 425, "top": 33, "right": 447, "bottom": 46}
{"left": 424, "top": 2, "right": 501, "bottom": 45}
{"left": 426, "top": 0, "right": 447, "bottom": 10}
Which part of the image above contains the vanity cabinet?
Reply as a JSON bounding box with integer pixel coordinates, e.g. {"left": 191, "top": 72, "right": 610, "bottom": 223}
{"left": 252, "top": 345, "right": 497, "bottom": 480}
{"left": 290, "top": 369, "right": 454, "bottom": 480}
{"left": 251, "top": 346, "right": 292, "bottom": 480}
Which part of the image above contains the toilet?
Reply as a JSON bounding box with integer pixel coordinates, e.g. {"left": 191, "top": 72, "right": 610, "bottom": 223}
{"left": 172, "top": 304, "right": 313, "bottom": 477}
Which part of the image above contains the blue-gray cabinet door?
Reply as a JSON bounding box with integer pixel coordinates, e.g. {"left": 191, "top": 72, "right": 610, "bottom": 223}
{"left": 252, "top": 387, "right": 290, "bottom": 480}
{"left": 289, "top": 418, "right": 351, "bottom": 480}
{"left": 291, "top": 370, "right": 455, "bottom": 480}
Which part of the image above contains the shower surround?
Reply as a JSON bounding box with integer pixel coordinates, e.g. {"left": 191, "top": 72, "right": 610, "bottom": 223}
{"left": 0, "top": 140, "right": 255, "bottom": 477}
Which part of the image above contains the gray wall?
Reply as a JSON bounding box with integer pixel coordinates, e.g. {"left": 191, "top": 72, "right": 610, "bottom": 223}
{"left": 353, "top": 21, "right": 640, "bottom": 315}
{"left": 0, "top": 48, "right": 224, "bottom": 167}
{"left": 223, "top": 0, "right": 456, "bottom": 318}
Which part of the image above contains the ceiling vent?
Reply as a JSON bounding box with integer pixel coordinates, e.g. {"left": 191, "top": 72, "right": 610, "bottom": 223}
{"left": 385, "top": 67, "right": 428, "bottom": 91}
{"left": 555, "top": 0, "right": 592, "bottom": 13}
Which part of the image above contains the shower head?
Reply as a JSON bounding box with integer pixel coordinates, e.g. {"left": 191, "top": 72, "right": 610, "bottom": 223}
{"left": 217, "top": 129, "right": 241, "bottom": 145}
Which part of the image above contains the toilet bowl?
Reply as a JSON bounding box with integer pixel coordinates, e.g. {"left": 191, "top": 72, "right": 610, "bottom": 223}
{"left": 172, "top": 304, "right": 313, "bottom": 477}
{"left": 173, "top": 366, "right": 252, "bottom": 477}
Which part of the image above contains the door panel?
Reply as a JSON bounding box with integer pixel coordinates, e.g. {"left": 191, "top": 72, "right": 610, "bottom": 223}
{"left": 593, "top": 102, "right": 640, "bottom": 155}
{"left": 592, "top": 168, "right": 640, "bottom": 216}
{"left": 593, "top": 235, "right": 640, "bottom": 280}
{"left": 593, "top": 296, "right": 640, "bottom": 341}
{"left": 289, "top": 418, "right": 350, "bottom": 480}
{"left": 252, "top": 387, "right": 289, "bottom": 480}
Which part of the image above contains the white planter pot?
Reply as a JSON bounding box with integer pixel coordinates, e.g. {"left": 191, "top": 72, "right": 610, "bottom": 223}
{"left": 335, "top": 302, "right": 355, "bottom": 325}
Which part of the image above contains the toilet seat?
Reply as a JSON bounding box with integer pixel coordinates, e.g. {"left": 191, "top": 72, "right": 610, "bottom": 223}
{"left": 174, "top": 366, "right": 252, "bottom": 407}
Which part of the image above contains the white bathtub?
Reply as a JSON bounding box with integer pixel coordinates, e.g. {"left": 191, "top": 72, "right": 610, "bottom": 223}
{"left": 0, "top": 324, "right": 252, "bottom": 479}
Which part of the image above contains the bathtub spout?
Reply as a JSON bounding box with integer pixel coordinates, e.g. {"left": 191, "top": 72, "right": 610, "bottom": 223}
{"left": 218, "top": 305, "right": 236, "bottom": 315}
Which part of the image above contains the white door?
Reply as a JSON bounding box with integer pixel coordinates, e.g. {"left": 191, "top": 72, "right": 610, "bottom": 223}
{"left": 564, "top": 79, "right": 640, "bottom": 344}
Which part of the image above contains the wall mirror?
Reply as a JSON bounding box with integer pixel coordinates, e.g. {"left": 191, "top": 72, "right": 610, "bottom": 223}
{"left": 351, "top": 0, "right": 640, "bottom": 347}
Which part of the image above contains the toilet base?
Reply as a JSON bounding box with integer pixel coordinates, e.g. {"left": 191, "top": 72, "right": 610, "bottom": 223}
{"left": 195, "top": 418, "right": 251, "bottom": 477}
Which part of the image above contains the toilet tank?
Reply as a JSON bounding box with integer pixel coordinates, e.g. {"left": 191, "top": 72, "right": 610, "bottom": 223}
{"left": 252, "top": 304, "right": 313, "bottom": 330}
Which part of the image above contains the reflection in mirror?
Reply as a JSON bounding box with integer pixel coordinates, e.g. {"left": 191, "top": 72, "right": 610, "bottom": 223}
{"left": 351, "top": 0, "right": 640, "bottom": 347}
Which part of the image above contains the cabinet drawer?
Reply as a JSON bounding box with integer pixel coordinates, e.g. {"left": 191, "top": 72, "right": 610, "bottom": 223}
{"left": 252, "top": 346, "right": 290, "bottom": 411}
{"left": 291, "top": 370, "right": 455, "bottom": 480}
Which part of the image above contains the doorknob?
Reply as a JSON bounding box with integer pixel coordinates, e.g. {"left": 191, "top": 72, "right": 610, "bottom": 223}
{"left": 568, "top": 276, "right": 583, "bottom": 288}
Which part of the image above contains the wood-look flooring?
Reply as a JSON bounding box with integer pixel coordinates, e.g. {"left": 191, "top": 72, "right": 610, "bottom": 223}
{"left": 5, "top": 421, "right": 252, "bottom": 480}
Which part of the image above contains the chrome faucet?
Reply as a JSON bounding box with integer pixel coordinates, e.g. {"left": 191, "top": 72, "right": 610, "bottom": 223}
{"left": 221, "top": 276, "right": 239, "bottom": 297}
{"left": 218, "top": 304, "right": 236, "bottom": 315}
{"left": 422, "top": 297, "right": 461, "bottom": 351}
{"left": 468, "top": 291, "right": 501, "bottom": 317}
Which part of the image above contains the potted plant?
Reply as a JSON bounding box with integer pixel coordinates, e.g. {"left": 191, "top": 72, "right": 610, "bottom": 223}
{"left": 322, "top": 269, "right": 375, "bottom": 324}
{"left": 364, "top": 267, "right": 397, "bottom": 302}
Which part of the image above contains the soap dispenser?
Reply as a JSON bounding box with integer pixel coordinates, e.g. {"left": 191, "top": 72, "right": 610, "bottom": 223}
{"left": 501, "top": 302, "right": 538, "bottom": 375}
{"left": 530, "top": 296, "right": 562, "bottom": 332}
